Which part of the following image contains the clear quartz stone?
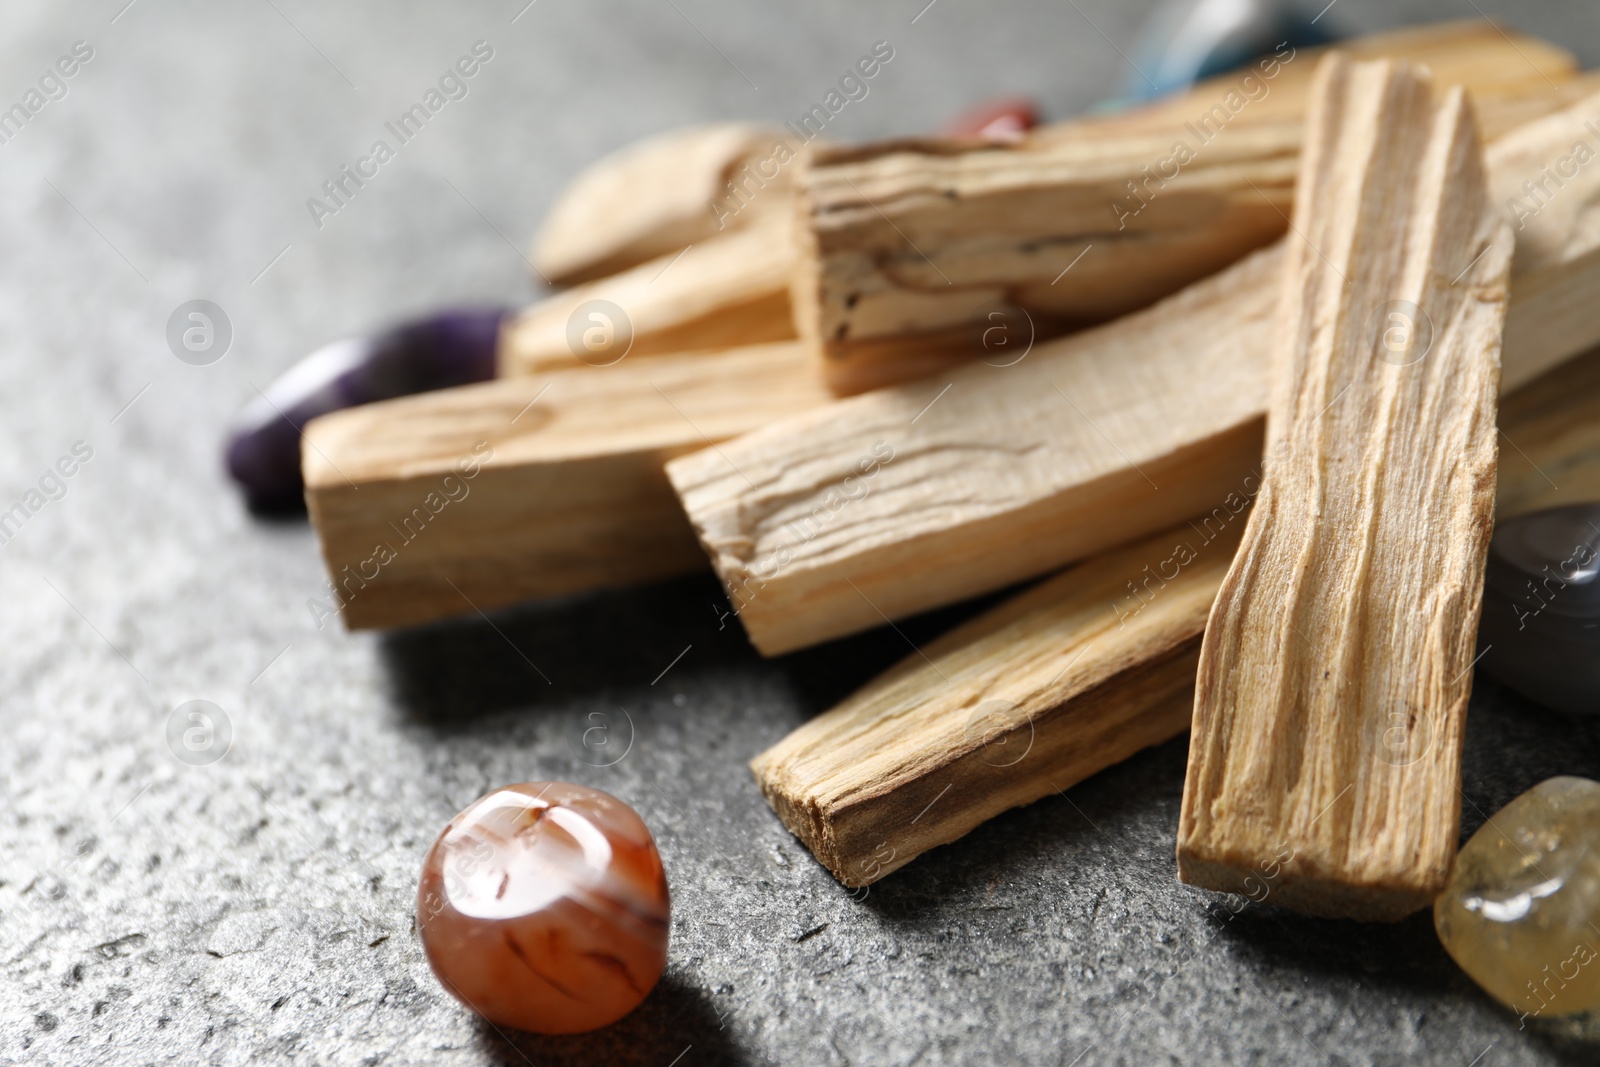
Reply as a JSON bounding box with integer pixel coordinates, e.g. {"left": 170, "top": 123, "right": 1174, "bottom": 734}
{"left": 1435, "top": 777, "right": 1600, "bottom": 1020}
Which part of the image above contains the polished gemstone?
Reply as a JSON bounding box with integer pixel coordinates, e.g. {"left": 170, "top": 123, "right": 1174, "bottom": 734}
{"left": 417, "top": 782, "right": 670, "bottom": 1034}
{"left": 224, "top": 307, "right": 506, "bottom": 512}
{"left": 1435, "top": 777, "right": 1600, "bottom": 1022}
{"left": 1478, "top": 503, "right": 1600, "bottom": 714}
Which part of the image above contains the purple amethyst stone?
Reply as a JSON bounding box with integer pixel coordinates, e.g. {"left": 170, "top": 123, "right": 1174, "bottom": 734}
{"left": 225, "top": 307, "right": 506, "bottom": 512}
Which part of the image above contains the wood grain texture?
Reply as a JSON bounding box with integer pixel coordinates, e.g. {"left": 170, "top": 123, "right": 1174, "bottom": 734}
{"left": 501, "top": 216, "right": 798, "bottom": 377}
{"left": 1176, "top": 57, "right": 1513, "bottom": 921}
{"left": 1493, "top": 93, "right": 1600, "bottom": 392}
{"left": 1071, "top": 20, "right": 1578, "bottom": 145}
{"left": 303, "top": 343, "right": 831, "bottom": 631}
{"left": 752, "top": 332, "right": 1600, "bottom": 888}
{"left": 671, "top": 246, "right": 1280, "bottom": 656}
{"left": 532, "top": 122, "right": 800, "bottom": 285}
{"left": 753, "top": 519, "right": 1245, "bottom": 887}
{"left": 672, "top": 86, "right": 1600, "bottom": 659}
{"left": 792, "top": 22, "right": 1574, "bottom": 395}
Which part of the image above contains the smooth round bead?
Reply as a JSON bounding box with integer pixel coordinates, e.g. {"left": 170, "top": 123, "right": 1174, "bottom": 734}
{"left": 1434, "top": 777, "right": 1600, "bottom": 1021}
{"left": 417, "top": 782, "right": 670, "bottom": 1035}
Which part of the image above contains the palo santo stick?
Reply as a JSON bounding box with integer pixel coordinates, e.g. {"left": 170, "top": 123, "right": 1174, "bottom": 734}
{"left": 1495, "top": 342, "right": 1600, "bottom": 521}
{"left": 1493, "top": 96, "right": 1600, "bottom": 391}
{"left": 303, "top": 342, "right": 830, "bottom": 631}
{"left": 754, "top": 336, "right": 1600, "bottom": 887}
{"left": 669, "top": 87, "right": 1600, "bottom": 658}
{"left": 754, "top": 519, "right": 1245, "bottom": 887}
{"left": 1176, "top": 57, "right": 1514, "bottom": 921}
{"left": 793, "top": 22, "right": 1574, "bottom": 395}
{"left": 533, "top": 122, "right": 801, "bottom": 285}
{"left": 501, "top": 216, "right": 798, "bottom": 377}
{"left": 672, "top": 248, "right": 1279, "bottom": 656}
{"left": 1076, "top": 20, "right": 1579, "bottom": 145}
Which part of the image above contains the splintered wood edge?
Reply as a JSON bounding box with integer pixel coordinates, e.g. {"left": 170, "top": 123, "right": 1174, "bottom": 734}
{"left": 750, "top": 521, "right": 1246, "bottom": 886}
{"left": 751, "top": 331, "right": 1600, "bottom": 889}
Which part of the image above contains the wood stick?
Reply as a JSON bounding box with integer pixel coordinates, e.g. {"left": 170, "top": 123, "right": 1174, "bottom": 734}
{"left": 303, "top": 342, "right": 830, "bottom": 631}
{"left": 791, "top": 22, "right": 1576, "bottom": 395}
{"left": 751, "top": 334, "right": 1600, "bottom": 888}
{"left": 754, "top": 518, "right": 1244, "bottom": 887}
{"left": 1072, "top": 20, "right": 1581, "bottom": 145}
{"left": 1497, "top": 344, "right": 1600, "bottom": 520}
{"left": 512, "top": 24, "right": 1582, "bottom": 391}
{"left": 669, "top": 87, "right": 1600, "bottom": 658}
{"left": 501, "top": 216, "right": 798, "bottom": 377}
{"left": 533, "top": 122, "right": 800, "bottom": 285}
{"left": 1493, "top": 95, "right": 1600, "bottom": 390}
{"left": 1176, "top": 56, "right": 1513, "bottom": 921}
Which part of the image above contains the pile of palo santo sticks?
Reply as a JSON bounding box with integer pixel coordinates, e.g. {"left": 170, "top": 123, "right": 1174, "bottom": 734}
{"left": 303, "top": 20, "right": 1600, "bottom": 922}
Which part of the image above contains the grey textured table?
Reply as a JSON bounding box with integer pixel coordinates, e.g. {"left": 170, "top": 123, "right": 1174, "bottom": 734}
{"left": 5, "top": 1, "right": 1600, "bottom": 1064}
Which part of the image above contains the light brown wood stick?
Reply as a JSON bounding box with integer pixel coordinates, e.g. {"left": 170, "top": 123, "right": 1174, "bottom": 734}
{"left": 751, "top": 335, "right": 1600, "bottom": 888}
{"left": 303, "top": 342, "right": 830, "bottom": 631}
{"left": 502, "top": 216, "right": 798, "bottom": 377}
{"left": 1497, "top": 344, "right": 1600, "bottom": 520}
{"left": 792, "top": 22, "right": 1576, "bottom": 395}
{"left": 754, "top": 518, "right": 1245, "bottom": 887}
{"left": 669, "top": 87, "right": 1600, "bottom": 658}
{"left": 1076, "top": 20, "right": 1582, "bottom": 145}
{"left": 512, "top": 25, "right": 1579, "bottom": 393}
{"left": 1176, "top": 56, "right": 1513, "bottom": 921}
{"left": 533, "top": 122, "right": 800, "bottom": 285}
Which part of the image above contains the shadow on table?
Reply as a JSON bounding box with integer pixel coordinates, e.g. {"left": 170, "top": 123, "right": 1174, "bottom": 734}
{"left": 476, "top": 973, "right": 743, "bottom": 1067}
{"left": 377, "top": 568, "right": 1020, "bottom": 730}
{"left": 1190, "top": 680, "right": 1600, "bottom": 1064}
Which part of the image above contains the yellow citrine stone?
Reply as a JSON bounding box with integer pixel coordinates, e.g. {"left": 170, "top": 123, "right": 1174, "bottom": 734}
{"left": 1435, "top": 777, "right": 1600, "bottom": 1022}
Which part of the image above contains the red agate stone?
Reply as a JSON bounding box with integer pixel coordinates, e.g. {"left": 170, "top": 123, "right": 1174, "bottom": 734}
{"left": 940, "top": 96, "right": 1039, "bottom": 141}
{"left": 417, "top": 782, "right": 670, "bottom": 1034}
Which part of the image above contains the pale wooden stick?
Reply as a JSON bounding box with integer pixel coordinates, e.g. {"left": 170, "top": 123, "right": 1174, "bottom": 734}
{"left": 752, "top": 334, "right": 1600, "bottom": 888}
{"left": 502, "top": 216, "right": 798, "bottom": 377}
{"left": 533, "top": 122, "right": 800, "bottom": 285}
{"left": 754, "top": 519, "right": 1243, "bottom": 887}
{"left": 670, "top": 87, "right": 1600, "bottom": 658}
{"left": 303, "top": 343, "right": 830, "bottom": 631}
{"left": 792, "top": 22, "right": 1576, "bottom": 395}
{"left": 516, "top": 25, "right": 1580, "bottom": 394}
{"left": 1493, "top": 95, "right": 1600, "bottom": 390}
{"left": 1176, "top": 56, "right": 1513, "bottom": 921}
{"left": 1496, "top": 343, "right": 1600, "bottom": 520}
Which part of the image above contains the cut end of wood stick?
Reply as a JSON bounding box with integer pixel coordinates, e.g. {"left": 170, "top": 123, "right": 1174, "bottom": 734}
{"left": 668, "top": 244, "right": 1281, "bottom": 657}
{"left": 1176, "top": 54, "right": 1514, "bottom": 921}
{"left": 753, "top": 518, "right": 1245, "bottom": 887}
{"left": 303, "top": 342, "right": 830, "bottom": 631}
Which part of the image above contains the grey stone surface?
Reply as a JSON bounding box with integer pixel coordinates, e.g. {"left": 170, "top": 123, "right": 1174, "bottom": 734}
{"left": 3, "top": 1, "right": 1600, "bottom": 1064}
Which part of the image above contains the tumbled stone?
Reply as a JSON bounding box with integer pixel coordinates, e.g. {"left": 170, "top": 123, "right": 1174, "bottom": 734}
{"left": 1477, "top": 502, "right": 1600, "bottom": 714}
{"left": 417, "top": 782, "right": 670, "bottom": 1034}
{"left": 1435, "top": 777, "right": 1600, "bottom": 1022}
{"left": 224, "top": 307, "right": 506, "bottom": 511}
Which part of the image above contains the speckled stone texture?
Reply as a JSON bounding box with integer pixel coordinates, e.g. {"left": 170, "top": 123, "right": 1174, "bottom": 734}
{"left": 3, "top": 2, "right": 1600, "bottom": 1064}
